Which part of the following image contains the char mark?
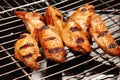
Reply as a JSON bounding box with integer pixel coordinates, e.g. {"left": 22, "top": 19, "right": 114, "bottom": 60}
{"left": 22, "top": 53, "right": 33, "bottom": 58}
{"left": 20, "top": 43, "right": 34, "bottom": 50}
{"left": 40, "top": 26, "right": 49, "bottom": 30}
{"left": 97, "top": 31, "right": 108, "bottom": 38}
{"left": 108, "top": 43, "right": 117, "bottom": 49}
{"left": 45, "top": 37, "right": 56, "bottom": 41}
{"left": 48, "top": 47, "right": 64, "bottom": 54}
{"left": 70, "top": 27, "right": 80, "bottom": 32}
{"left": 76, "top": 37, "right": 84, "bottom": 44}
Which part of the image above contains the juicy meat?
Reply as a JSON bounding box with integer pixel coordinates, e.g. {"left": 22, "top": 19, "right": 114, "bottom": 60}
{"left": 61, "top": 19, "right": 91, "bottom": 53}
{"left": 43, "top": 6, "right": 66, "bottom": 62}
{"left": 14, "top": 33, "right": 41, "bottom": 70}
{"left": 14, "top": 11, "right": 44, "bottom": 41}
{"left": 71, "top": 4, "right": 95, "bottom": 38}
{"left": 89, "top": 14, "right": 120, "bottom": 56}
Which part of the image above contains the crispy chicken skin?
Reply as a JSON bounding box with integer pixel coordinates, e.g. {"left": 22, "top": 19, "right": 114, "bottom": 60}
{"left": 15, "top": 11, "right": 65, "bottom": 63}
{"left": 61, "top": 19, "right": 91, "bottom": 53}
{"left": 71, "top": 4, "right": 94, "bottom": 38}
{"left": 14, "top": 11, "right": 44, "bottom": 41}
{"left": 14, "top": 33, "right": 41, "bottom": 70}
{"left": 89, "top": 15, "right": 120, "bottom": 56}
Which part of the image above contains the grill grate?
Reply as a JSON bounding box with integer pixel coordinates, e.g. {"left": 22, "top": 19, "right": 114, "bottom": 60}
{"left": 0, "top": 0, "right": 120, "bottom": 80}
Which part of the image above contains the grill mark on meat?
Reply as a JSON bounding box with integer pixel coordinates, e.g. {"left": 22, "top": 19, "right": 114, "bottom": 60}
{"left": 20, "top": 43, "right": 34, "bottom": 50}
{"left": 97, "top": 31, "right": 108, "bottom": 38}
{"left": 76, "top": 37, "right": 84, "bottom": 43}
{"left": 22, "top": 53, "right": 33, "bottom": 58}
{"left": 45, "top": 37, "right": 56, "bottom": 41}
{"left": 70, "top": 27, "right": 80, "bottom": 32}
{"left": 48, "top": 47, "right": 64, "bottom": 54}
{"left": 81, "top": 8, "right": 87, "bottom": 12}
{"left": 40, "top": 26, "right": 49, "bottom": 30}
{"left": 19, "top": 34, "right": 27, "bottom": 39}
{"left": 108, "top": 43, "right": 117, "bottom": 49}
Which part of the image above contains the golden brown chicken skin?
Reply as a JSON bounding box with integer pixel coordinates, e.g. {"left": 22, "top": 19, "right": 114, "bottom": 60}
{"left": 14, "top": 33, "right": 41, "bottom": 70}
{"left": 71, "top": 4, "right": 94, "bottom": 38}
{"left": 44, "top": 6, "right": 66, "bottom": 62}
{"left": 89, "top": 15, "right": 120, "bottom": 56}
{"left": 45, "top": 6, "right": 64, "bottom": 32}
{"left": 15, "top": 11, "right": 65, "bottom": 63}
{"left": 61, "top": 19, "right": 91, "bottom": 53}
{"left": 38, "top": 25, "right": 66, "bottom": 63}
{"left": 14, "top": 11, "right": 44, "bottom": 41}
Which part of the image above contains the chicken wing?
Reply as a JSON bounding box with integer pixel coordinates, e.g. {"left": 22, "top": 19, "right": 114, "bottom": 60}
{"left": 89, "top": 14, "right": 120, "bottom": 56}
{"left": 14, "top": 11, "right": 44, "bottom": 41}
{"left": 45, "top": 6, "right": 64, "bottom": 32}
{"left": 61, "top": 19, "right": 91, "bottom": 53}
{"left": 14, "top": 33, "right": 41, "bottom": 70}
{"left": 43, "top": 6, "right": 66, "bottom": 62}
{"left": 71, "top": 4, "right": 94, "bottom": 38}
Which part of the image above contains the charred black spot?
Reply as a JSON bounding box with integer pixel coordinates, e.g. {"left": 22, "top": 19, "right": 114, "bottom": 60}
{"left": 48, "top": 47, "right": 64, "bottom": 54}
{"left": 76, "top": 37, "right": 84, "bottom": 43}
{"left": 22, "top": 53, "right": 33, "bottom": 58}
{"left": 81, "top": 8, "right": 87, "bottom": 12}
{"left": 20, "top": 43, "right": 34, "bottom": 50}
{"left": 97, "top": 31, "right": 108, "bottom": 38}
{"left": 70, "top": 27, "right": 80, "bottom": 32}
{"left": 19, "top": 34, "right": 27, "bottom": 39}
{"left": 45, "top": 37, "right": 56, "bottom": 41}
{"left": 40, "top": 26, "right": 49, "bottom": 30}
{"left": 56, "top": 14, "right": 62, "bottom": 19}
{"left": 108, "top": 43, "right": 117, "bottom": 49}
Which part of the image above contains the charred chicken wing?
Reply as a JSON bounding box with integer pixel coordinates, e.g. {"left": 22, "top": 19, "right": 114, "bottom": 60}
{"left": 14, "top": 33, "right": 41, "bottom": 70}
{"left": 61, "top": 19, "right": 91, "bottom": 53}
{"left": 71, "top": 4, "right": 94, "bottom": 38}
{"left": 89, "top": 14, "right": 120, "bottom": 56}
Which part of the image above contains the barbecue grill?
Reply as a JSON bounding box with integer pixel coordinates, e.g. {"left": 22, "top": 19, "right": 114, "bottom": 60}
{"left": 0, "top": 0, "right": 120, "bottom": 80}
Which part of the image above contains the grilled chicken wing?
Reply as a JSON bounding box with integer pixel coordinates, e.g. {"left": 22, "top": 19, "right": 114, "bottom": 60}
{"left": 43, "top": 6, "right": 66, "bottom": 62}
{"left": 15, "top": 11, "right": 65, "bottom": 63}
{"left": 71, "top": 4, "right": 94, "bottom": 38}
{"left": 14, "top": 33, "right": 41, "bottom": 70}
{"left": 61, "top": 19, "right": 91, "bottom": 53}
{"left": 89, "top": 15, "right": 120, "bottom": 56}
{"left": 45, "top": 6, "right": 64, "bottom": 32}
{"left": 14, "top": 11, "right": 44, "bottom": 41}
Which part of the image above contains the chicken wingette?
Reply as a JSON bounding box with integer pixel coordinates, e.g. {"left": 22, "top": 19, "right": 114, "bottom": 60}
{"left": 14, "top": 11, "right": 65, "bottom": 63}
{"left": 89, "top": 14, "right": 120, "bottom": 56}
{"left": 71, "top": 4, "right": 94, "bottom": 38}
{"left": 14, "top": 33, "right": 41, "bottom": 70}
{"left": 45, "top": 6, "right": 91, "bottom": 53}
{"left": 61, "top": 19, "right": 91, "bottom": 53}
